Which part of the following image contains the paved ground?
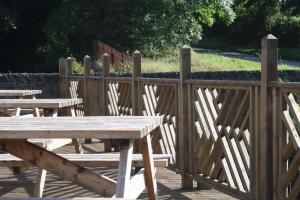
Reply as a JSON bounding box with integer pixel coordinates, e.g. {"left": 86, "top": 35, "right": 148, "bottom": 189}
{"left": 0, "top": 140, "right": 236, "bottom": 199}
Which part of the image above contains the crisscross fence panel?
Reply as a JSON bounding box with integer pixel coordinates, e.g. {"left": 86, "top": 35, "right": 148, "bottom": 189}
{"left": 185, "top": 81, "right": 260, "bottom": 199}
{"left": 140, "top": 79, "right": 179, "bottom": 166}
{"left": 105, "top": 78, "right": 132, "bottom": 116}
{"left": 272, "top": 82, "right": 300, "bottom": 200}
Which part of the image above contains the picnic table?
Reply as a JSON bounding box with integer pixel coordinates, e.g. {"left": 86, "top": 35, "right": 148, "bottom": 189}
{"left": 0, "top": 116, "right": 162, "bottom": 200}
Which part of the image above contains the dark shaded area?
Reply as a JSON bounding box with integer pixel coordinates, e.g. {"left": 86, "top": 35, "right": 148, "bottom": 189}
{"left": 0, "top": 0, "right": 62, "bottom": 73}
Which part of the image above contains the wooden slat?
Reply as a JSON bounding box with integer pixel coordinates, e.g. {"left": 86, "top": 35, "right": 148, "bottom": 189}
{"left": 0, "top": 99, "right": 82, "bottom": 109}
{"left": 0, "top": 90, "right": 42, "bottom": 97}
{"left": 0, "top": 153, "right": 170, "bottom": 168}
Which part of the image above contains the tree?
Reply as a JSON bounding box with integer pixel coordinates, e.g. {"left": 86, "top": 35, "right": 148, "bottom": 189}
{"left": 41, "top": 0, "right": 235, "bottom": 71}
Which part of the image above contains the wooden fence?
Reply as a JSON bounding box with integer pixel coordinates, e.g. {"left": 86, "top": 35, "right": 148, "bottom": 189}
{"left": 96, "top": 41, "right": 130, "bottom": 70}
{"left": 59, "top": 34, "right": 300, "bottom": 199}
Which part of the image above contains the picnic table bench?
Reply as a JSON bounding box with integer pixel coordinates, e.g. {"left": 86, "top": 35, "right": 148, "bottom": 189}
{"left": 0, "top": 116, "right": 162, "bottom": 200}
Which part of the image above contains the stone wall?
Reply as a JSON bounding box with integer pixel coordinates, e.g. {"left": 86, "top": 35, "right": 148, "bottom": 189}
{"left": 0, "top": 73, "right": 59, "bottom": 98}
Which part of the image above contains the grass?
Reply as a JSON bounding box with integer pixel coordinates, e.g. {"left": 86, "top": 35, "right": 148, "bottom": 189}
{"left": 141, "top": 50, "right": 299, "bottom": 73}
{"left": 197, "top": 37, "right": 300, "bottom": 61}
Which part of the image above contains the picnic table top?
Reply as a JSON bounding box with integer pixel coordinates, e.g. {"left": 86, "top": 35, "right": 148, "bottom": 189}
{"left": 0, "top": 116, "right": 162, "bottom": 139}
{"left": 0, "top": 90, "right": 42, "bottom": 97}
{"left": 0, "top": 98, "right": 82, "bottom": 108}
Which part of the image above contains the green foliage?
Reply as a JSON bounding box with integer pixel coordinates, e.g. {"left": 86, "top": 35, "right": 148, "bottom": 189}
{"left": 71, "top": 58, "right": 84, "bottom": 74}
{"left": 41, "top": 0, "right": 236, "bottom": 70}
{"left": 272, "top": 15, "right": 300, "bottom": 47}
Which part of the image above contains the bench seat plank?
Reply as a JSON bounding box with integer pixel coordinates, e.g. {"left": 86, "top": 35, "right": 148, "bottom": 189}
{"left": 0, "top": 153, "right": 170, "bottom": 167}
{"left": 0, "top": 98, "right": 82, "bottom": 109}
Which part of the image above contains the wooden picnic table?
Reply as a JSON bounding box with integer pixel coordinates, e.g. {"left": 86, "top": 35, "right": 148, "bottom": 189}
{"left": 0, "top": 116, "right": 162, "bottom": 200}
{"left": 0, "top": 98, "right": 83, "bottom": 197}
{"left": 0, "top": 98, "right": 82, "bottom": 117}
{"left": 0, "top": 90, "right": 42, "bottom": 97}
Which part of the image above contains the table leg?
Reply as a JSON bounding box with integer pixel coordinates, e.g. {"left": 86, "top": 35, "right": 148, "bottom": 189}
{"left": 69, "top": 106, "right": 82, "bottom": 154}
{"left": 140, "top": 134, "right": 158, "bottom": 200}
{"left": 34, "top": 168, "right": 47, "bottom": 197}
{"left": 0, "top": 139, "right": 116, "bottom": 196}
{"left": 115, "top": 139, "right": 134, "bottom": 197}
{"left": 31, "top": 95, "right": 40, "bottom": 117}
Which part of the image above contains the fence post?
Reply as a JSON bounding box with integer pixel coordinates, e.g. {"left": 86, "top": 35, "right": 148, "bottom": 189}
{"left": 132, "top": 50, "right": 141, "bottom": 116}
{"left": 59, "top": 57, "right": 66, "bottom": 98}
{"left": 102, "top": 53, "right": 111, "bottom": 152}
{"left": 84, "top": 55, "right": 92, "bottom": 144}
{"left": 179, "top": 45, "right": 193, "bottom": 189}
{"left": 260, "top": 34, "right": 278, "bottom": 199}
{"left": 65, "top": 57, "right": 73, "bottom": 99}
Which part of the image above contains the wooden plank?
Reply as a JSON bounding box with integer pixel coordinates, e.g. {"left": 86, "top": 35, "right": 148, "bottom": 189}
{"left": 0, "top": 140, "right": 116, "bottom": 196}
{"left": 0, "top": 90, "right": 42, "bottom": 97}
{"left": 0, "top": 99, "right": 83, "bottom": 109}
{"left": 140, "top": 134, "right": 158, "bottom": 200}
{"left": 0, "top": 116, "right": 162, "bottom": 139}
{"left": 115, "top": 140, "right": 134, "bottom": 197}
{"left": 0, "top": 153, "right": 170, "bottom": 168}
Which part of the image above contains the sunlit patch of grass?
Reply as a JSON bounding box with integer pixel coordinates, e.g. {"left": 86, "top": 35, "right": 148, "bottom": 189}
{"left": 141, "top": 50, "right": 299, "bottom": 73}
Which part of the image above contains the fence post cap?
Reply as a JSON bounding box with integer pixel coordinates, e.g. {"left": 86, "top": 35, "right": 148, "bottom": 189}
{"left": 66, "top": 56, "right": 72, "bottom": 60}
{"left": 133, "top": 50, "right": 141, "bottom": 54}
{"left": 261, "top": 34, "right": 278, "bottom": 48}
{"left": 103, "top": 53, "right": 109, "bottom": 57}
{"left": 84, "top": 55, "right": 91, "bottom": 59}
{"left": 262, "top": 34, "right": 277, "bottom": 40}
{"left": 182, "top": 44, "right": 190, "bottom": 49}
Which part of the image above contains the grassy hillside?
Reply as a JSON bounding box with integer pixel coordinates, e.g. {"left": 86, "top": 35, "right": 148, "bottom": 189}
{"left": 141, "top": 50, "right": 299, "bottom": 73}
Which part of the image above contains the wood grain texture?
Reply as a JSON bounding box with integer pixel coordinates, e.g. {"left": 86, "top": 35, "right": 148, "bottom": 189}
{"left": 0, "top": 116, "right": 162, "bottom": 139}
{"left": 0, "top": 99, "right": 82, "bottom": 109}
{"left": 0, "top": 90, "right": 42, "bottom": 97}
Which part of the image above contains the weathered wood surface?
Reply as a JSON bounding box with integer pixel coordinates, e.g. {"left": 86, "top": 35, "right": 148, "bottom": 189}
{"left": 0, "top": 90, "right": 42, "bottom": 97}
{"left": 0, "top": 141, "right": 236, "bottom": 199}
{"left": 0, "top": 153, "right": 170, "bottom": 168}
{"left": 0, "top": 116, "right": 162, "bottom": 139}
{"left": 0, "top": 99, "right": 82, "bottom": 109}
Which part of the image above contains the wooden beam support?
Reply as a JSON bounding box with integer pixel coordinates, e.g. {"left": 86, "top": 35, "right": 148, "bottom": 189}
{"left": 0, "top": 140, "right": 116, "bottom": 197}
{"left": 140, "top": 134, "right": 158, "bottom": 200}
{"left": 115, "top": 140, "right": 134, "bottom": 197}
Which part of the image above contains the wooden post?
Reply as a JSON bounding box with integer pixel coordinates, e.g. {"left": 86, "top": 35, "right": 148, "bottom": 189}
{"left": 132, "top": 50, "right": 142, "bottom": 157}
{"left": 260, "top": 34, "right": 278, "bottom": 199}
{"left": 59, "top": 57, "right": 66, "bottom": 98}
{"left": 84, "top": 55, "right": 92, "bottom": 144}
{"left": 179, "top": 45, "right": 193, "bottom": 189}
{"left": 65, "top": 57, "right": 73, "bottom": 99}
{"left": 132, "top": 50, "right": 141, "bottom": 116}
{"left": 102, "top": 53, "right": 111, "bottom": 152}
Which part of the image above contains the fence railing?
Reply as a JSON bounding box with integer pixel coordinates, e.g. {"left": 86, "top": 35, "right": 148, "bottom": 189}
{"left": 59, "top": 34, "right": 300, "bottom": 199}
